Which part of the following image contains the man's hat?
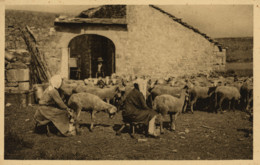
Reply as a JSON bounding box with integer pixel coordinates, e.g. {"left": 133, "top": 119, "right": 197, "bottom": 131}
{"left": 97, "top": 57, "right": 103, "bottom": 62}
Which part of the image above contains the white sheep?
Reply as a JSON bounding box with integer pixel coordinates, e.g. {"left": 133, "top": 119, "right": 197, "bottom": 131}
{"left": 147, "top": 84, "right": 186, "bottom": 109}
{"left": 214, "top": 86, "right": 241, "bottom": 113}
{"left": 68, "top": 93, "right": 117, "bottom": 133}
{"left": 73, "top": 85, "right": 121, "bottom": 104}
{"left": 152, "top": 87, "right": 189, "bottom": 134}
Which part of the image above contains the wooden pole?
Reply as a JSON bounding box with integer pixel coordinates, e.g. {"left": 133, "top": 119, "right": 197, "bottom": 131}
{"left": 20, "top": 26, "right": 51, "bottom": 84}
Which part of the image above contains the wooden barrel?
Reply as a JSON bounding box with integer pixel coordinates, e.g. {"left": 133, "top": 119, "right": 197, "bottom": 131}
{"left": 16, "top": 69, "right": 30, "bottom": 81}
{"left": 6, "top": 61, "right": 27, "bottom": 69}
{"left": 5, "top": 86, "right": 19, "bottom": 91}
{"left": 18, "top": 81, "right": 30, "bottom": 91}
{"left": 6, "top": 68, "right": 29, "bottom": 82}
{"left": 6, "top": 82, "right": 18, "bottom": 87}
{"left": 6, "top": 69, "right": 18, "bottom": 82}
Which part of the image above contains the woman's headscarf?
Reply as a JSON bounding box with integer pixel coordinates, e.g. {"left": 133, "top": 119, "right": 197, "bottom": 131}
{"left": 134, "top": 78, "right": 147, "bottom": 98}
{"left": 48, "top": 75, "right": 62, "bottom": 90}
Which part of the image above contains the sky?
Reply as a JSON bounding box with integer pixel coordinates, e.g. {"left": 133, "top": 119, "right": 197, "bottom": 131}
{"left": 5, "top": 5, "right": 253, "bottom": 38}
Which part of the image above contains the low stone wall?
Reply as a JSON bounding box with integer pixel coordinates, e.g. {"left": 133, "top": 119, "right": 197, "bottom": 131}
{"left": 5, "top": 10, "right": 62, "bottom": 76}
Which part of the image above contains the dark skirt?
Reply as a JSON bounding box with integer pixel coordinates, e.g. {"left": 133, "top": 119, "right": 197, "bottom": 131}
{"left": 34, "top": 105, "right": 72, "bottom": 136}
{"left": 96, "top": 71, "right": 104, "bottom": 78}
{"left": 122, "top": 108, "right": 157, "bottom": 125}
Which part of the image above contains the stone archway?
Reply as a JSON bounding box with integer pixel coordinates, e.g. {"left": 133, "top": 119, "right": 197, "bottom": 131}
{"left": 68, "top": 34, "right": 116, "bottom": 80}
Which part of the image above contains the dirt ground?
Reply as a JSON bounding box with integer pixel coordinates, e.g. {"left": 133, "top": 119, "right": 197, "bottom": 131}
{"left": 4, "top": 103, "right": 253, "bottom": 160}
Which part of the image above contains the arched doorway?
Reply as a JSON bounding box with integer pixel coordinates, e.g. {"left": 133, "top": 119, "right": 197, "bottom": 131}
{"left": 68, "top": 34, "right": 115, "bottom": 80}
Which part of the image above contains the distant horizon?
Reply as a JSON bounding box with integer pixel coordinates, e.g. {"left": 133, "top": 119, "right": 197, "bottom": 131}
{"left": 5, "top": 5, "right": 253, "bottom": 38}
{"left": 6, "top": 8, "right": 79, "bottom": 16}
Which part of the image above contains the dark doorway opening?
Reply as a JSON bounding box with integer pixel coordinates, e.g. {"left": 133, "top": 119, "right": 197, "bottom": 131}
{"left": 68, "top": 34, "right": 115, "bottom": 80}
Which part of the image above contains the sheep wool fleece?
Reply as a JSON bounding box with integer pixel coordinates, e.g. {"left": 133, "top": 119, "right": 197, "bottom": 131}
{"left": 122, "top": 88, "right": 157, "bottom": 125}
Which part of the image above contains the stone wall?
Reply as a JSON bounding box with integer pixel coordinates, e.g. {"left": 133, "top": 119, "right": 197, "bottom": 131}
{"left": 5, "top": 10, "right": 62, "bottom": 76}
{"left": 125, "top": 5, "right": 217, "bottom": 78}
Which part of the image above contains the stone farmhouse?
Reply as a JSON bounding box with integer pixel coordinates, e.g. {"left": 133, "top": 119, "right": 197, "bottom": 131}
{"left": 52, "top": 5, "right": 226, "bottom": 79}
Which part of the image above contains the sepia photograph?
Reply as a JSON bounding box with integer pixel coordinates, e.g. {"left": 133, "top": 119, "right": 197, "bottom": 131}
{"left": 2, "top": 1, "right": 256, "bottom": 161}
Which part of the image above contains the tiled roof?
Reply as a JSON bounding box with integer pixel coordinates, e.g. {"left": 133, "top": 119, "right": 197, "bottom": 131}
{"left": 77, "top": 5, "right": 126, "bottom": 18}
{"left": 54, "top": 5, "right": 126, "bottom": 25}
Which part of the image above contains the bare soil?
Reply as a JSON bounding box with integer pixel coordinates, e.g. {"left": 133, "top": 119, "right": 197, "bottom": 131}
{"left": 4, "top": 104, "right": 253, "bottom": 160}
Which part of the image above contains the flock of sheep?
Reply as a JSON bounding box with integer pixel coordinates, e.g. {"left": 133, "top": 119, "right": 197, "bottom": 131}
{"left": 58, "top": 73, "right": 253, "bottom": 135}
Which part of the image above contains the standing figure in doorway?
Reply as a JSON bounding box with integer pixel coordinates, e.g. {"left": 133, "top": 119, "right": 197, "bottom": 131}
{"left": 75, "top": 54, "right": 81, "bottom": 80}
{"left": 96, "top": 57, "right": 105, "bottom": 78}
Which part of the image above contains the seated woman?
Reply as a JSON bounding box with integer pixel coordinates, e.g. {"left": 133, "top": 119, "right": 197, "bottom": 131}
{"left": 122, "top": 80, "right": 159, "bottom": 138}
{"left": 34, "top": 75, "right": 75, "bottom": 136}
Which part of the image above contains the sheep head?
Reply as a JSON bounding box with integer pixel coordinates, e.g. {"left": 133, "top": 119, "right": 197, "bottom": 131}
{"left": 107, "top": 106, "right": 117, "bottom": 119}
